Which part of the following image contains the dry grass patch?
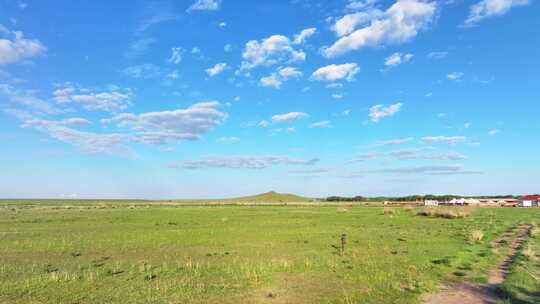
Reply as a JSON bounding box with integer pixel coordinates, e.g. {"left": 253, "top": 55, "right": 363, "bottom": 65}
{"left": 416, "top": 207, "right": 471, "bottom": 219}
{"left": 470, "top": 230, "right": 484, "bottom": 243}
{"left": 382, "top": 208, "right": 395, "bottom": 215}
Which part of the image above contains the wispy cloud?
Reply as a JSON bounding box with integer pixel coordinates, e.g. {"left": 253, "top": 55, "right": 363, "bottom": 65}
{"left": 180, "top": 155, "right": 319, "bottom": 169}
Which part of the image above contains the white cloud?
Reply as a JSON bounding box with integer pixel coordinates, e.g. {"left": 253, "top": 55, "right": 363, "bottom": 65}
{"left": 384, "top": 52, "right": 413, "bottom": 66}
{"left": 218, "top": 22, "right": 227, "bottom": 27}
{"left": 260, "top": 74, "right": 282, "bottom": 89}
{"left": 121, "top": 64, "right": 162, "bottom": 79}
{"left": 332, "top": 93, "right": 344, "bottom": 99}
{"left": 22, "top": 117, "right": 91, "bottom": 127}
{"left": 260, "top": 66, "right": 302, "bottom": 89}
{"left": 271, "top": 112, "right": 309, "bottom": 123}
{"left": 311, "top": 63, "right": 359, "bottom": 82}
{"left": 293, "top": 27, "right": 317, "bottom": 44}
{"left": 427, "top": 51, "right": 448, "bottom": 60}
{"left": 447, "top": 72, "right": 464, "bottom": 81}
{"left": 322, "top": 0, "right": 437, "bottom": 58}
{"left": 389, "top": 149, "right": 467, "bottom": 161}
{"left": 182, "top": 155, "right": 319, "bottom": 169}
{"left": 22, "top": 120, "right": 136, "bottom": 159}
{"left": 465, "top": 0, "right": 529, "bottom": 26}
{"left": 346, "top": 0, "right": 380, "bottom": 11}
{"left": 332, "top": 11, "right": 383, "bottom": 37}
{"left": 101, "top": 101, "right": 227, "bottom": 144}
{"left": 0, "top": 25, "right": 46, "bottom": 64}
{"left": 369, "top": 102, "right": 402, "bottom": 122}
{"left": 240, "top": 35, "right": 306, "bottom": 70}
{"left": 187, "top": 0, "right": 221, "bottom": 12}
{"left": 309, "top": 120, "right": 332, "bottom": 128}
{"left": 421, "top": 136, "right": 466, "bottom": 145}
{"left": 258, "top": 120, "right": 270, "bottom": 128}
{"left": 168, "top": 47, "right": 184, "bottom": 64}
{"left": 1, "top": 84, "right": 61, "bottom": 116}
{"left": 191, "top": 47, "right": 201, "bottom": 54}
{"left": 326, "top": 83, "right": 344, "bottom": 89}
{"left": 375, "top": 137, "right": 415, "bottom": 146}
{"left": 206, "top": 63, "right": 228, "bottom": 76}
{"left": 53, "top": 85, "right": 132, "bottom": 112}
{"left": 488, "top": 129, "right": 501, "bottom": 136}
{"left": 376, "top": 165, "right": 480, "bottom": 175}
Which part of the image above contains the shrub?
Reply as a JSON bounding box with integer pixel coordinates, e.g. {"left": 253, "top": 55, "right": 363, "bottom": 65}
{"left": 470, "top": 230, "right": 484, "bottom": 243}
{"left": 416, "top": 208, "right": 435, "bottom": 217}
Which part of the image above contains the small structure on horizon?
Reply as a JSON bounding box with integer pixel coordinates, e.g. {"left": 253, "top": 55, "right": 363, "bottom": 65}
{"left": 424, "top": 200, "right": 439, "bottom": 206}
{"left": 519, "top": 195, "right": 540, "bottom": 207}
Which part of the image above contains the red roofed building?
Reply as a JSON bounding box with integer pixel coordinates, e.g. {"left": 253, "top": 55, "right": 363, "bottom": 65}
{"left": 519, "top": 195, "right": 540, "bottom": 207}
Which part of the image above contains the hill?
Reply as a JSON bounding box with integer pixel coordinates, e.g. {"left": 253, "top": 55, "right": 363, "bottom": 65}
{"left": 220, "top": 191, "right": 314, "bottom": 203}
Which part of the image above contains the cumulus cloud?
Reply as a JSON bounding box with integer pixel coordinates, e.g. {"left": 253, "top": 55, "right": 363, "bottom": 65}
{"left": 206, "top": 63, "right": 228, "bottom": 76}
{"left": 240, "top": 35, "right": 306, "bottom": 70}
{"left": 293, "top": 27, "right": 317, "bottom": 44}
{"left": 259, "top": 74, "right": 282, "bottom": 89}
{"left": 322, "top": 0, "right": 437, "bottom": 58}
{"left": 101, "top": 101, "right": 227, "bottom": 144}
{"left": 180, "top": 156, "right": 319, "bottom": 169}
{"left": 309, "top": 120, "right": 332, "bottom": 128}
{"left": 384, "top": 52, "right": 413, "bottom": 66}
{"left": 421, "top": 136, "right": 466, "bottom": 145}
{"left": 260, "top": 66, "right": 302, "bottom": 89}
{"left": 187, "top": 0, "right": 221, "bottom": 12}
{"left": 53, "top": 85, "right": 132, "bottom": 112}
{"left": 271, "top": 112, "right": 309, "bottom": 123}
{"left": 168, "top": 47, "right": 184, "bottom": 64}
{"left": 369, "top": 102, "right": 402, "bottom": 122}
{"left": 0, "top": 25, "right": 46, "bottom": 64}
{"left": 311, "top": 63, "right": 360, "bottom": 82}
{"left": 465, "top": 0, "right": 529, "bottom": 26}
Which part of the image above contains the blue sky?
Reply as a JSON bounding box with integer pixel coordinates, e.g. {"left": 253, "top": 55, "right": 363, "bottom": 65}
{"left": 0, "top": 0, "right": 538, "bottom": 199}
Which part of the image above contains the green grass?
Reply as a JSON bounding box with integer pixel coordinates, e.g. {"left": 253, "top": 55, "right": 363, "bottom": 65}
{"left": 498, "top": 224, "right": 540, "bottom": 304}
{"left": 0, "top": 205, "right": 538, "bottom": 304}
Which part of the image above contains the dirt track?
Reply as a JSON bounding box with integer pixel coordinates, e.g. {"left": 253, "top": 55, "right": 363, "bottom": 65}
{"left": 422, "top": 225, "right": 532, "bottom": 304}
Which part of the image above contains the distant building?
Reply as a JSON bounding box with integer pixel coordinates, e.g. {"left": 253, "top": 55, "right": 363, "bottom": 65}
{"left": 424, "top": 200, "right": 439, "bottom": 206}
{"left": 519, "top": 195, "right": 540, "bottom": 207}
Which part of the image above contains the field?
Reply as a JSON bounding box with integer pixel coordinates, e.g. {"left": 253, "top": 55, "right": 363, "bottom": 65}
{"left": 0, "top": 203, "right": 538, "bottom": 304}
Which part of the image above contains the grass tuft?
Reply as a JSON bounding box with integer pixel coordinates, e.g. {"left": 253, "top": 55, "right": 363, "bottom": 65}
{"left": 470, "top": 230, "right": 484, "bottom": 243}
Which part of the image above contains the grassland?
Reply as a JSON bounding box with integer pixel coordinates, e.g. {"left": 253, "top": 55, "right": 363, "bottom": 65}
{"left": 0, "top": 204, "right": 538, "bottom": 304}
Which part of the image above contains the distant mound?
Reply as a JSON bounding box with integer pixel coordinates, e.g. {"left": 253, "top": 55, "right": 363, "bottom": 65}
{"left": 223, "top": 191, "right": 313, "bottom": 203}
